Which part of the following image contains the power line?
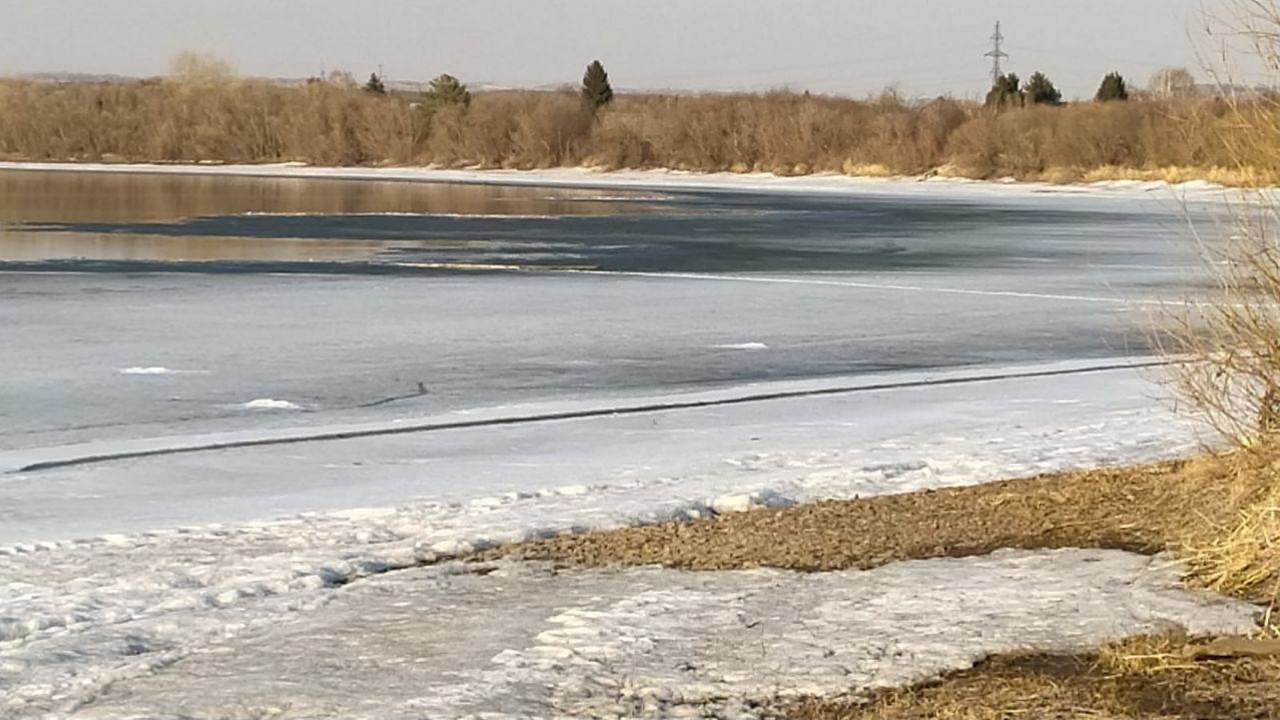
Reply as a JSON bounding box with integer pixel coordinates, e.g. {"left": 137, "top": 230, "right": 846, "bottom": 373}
{"left": 985, "top": 21, "right": 1009, "bottom": 85}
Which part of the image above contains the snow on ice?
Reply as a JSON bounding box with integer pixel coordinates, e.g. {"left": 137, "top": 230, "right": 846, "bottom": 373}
{"left": 242, "top": 398, "right": 303, "bottom": 410}
{"left": 0, "top": 360, "right": 1233, "bottom": 718}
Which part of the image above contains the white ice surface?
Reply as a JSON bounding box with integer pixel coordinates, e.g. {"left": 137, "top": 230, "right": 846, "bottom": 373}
{"left": 0, "top": 359, "right": 1187, "bottom": 540}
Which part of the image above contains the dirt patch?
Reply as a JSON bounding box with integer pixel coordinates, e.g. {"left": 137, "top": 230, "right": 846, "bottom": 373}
{"left": 787, "top": 634, "right": 1280, "bottom": 720}
{"left": 488, "top": 453, "right": 1274, "bottom": 601}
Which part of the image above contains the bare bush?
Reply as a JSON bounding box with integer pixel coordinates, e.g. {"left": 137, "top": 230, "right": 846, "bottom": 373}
{"left": 1150, "top": 67, "right": 1199, "bottom": 98}
{"left": 168, "top": 52, "right": 235, "bottom": 84}
{"left": 1153, "top": 0, "right": 1280, "bottom": 609}
{"left": 1159, "top": 2, "right": 1280, "bottom": 448}
{"left": 1159, "top": 199, "right": 1280, "bottom": 446}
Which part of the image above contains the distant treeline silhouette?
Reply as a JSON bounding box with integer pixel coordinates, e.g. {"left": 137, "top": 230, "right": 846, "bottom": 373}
{"left": 0, "top": 60, "right": 1273, "bottom": 185}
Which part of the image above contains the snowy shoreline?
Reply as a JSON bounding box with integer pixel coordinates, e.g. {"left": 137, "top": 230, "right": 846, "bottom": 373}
{"left": 1, "top": 357, "right": 1233, "bottom": 718}
{"left": 0, "top": 160, "right": 1244, "bottom": 201}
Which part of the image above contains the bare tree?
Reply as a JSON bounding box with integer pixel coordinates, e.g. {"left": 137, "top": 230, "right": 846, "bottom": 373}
{"left": 326, "top": 70, "right": 357, "bottom": 88}
{"left": 168, "top": 52, "right": 234, "bottom": 84}
{"left": 1149, "top": 66, "right": 1198, "bottom": 98}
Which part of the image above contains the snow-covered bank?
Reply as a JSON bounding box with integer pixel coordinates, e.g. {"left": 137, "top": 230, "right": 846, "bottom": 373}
{"left": 0, "top": 160, "right": 1245, "bottom": 202}
{"left": 0, "top": 360, "right": 1219, "bottom": 716}
{"left": 7, "top": 552, "right": 1256, "bottom": 719}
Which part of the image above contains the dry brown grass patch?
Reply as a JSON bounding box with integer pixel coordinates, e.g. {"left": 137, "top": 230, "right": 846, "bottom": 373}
{"left": 1187, "top": 482, "right": 1280, "bottom": 620}
{"left": 787, "top": 633, "right": 1280, "bottom": 720}
{"left": 489, "top": 451, "right": 1279, "bottom": 600}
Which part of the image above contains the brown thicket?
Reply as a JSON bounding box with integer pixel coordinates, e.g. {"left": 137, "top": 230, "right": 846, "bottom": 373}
{"left": 1153, "top": 0, "right": 1280, "bottom": 615}
{"left": 0, "top": 77, "right": 1271, "bottom": 183}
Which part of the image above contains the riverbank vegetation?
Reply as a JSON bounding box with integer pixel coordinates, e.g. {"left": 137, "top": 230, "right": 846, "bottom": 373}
{"left": 0, "top": 59, "right": 1275, "bottom": 185}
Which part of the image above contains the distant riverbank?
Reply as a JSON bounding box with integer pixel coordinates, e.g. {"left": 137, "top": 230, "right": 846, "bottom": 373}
{"left": 0, "top": 79, "right": 1273, "bottom": 187}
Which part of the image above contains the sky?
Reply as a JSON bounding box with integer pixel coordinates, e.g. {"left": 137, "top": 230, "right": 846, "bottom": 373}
{"left": 0, "top": 0, "right": 1258, "bottom": 99}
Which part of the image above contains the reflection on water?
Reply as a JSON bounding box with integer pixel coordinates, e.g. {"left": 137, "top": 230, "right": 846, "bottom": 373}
{"left": 0, "top": 233, "right": 429, "bottom": 263}
{"left": 0, "top": 170, "right": 653, "bottom": 222}
{"left": 0, "top": 169, "right": 661, "bottom": 263}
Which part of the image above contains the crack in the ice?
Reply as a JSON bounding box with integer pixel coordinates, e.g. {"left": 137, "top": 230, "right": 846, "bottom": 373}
{"left": 12, "top": 359, "right": 1175, "bottom": 474}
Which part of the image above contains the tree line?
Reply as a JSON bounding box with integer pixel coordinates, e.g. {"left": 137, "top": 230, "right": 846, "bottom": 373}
{"left": 984, "top": 66, "right": 1205, "bottom": 109}
{"left": 0, "top": 57, "right": 1272, "bottom": 185}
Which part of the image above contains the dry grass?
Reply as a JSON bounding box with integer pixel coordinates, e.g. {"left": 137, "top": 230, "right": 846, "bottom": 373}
{"left": 788, "top": 634, "right": 1280, "bottom": 720}
{"left": 490, "top": 450, "right": 1280, "bottom": 606}
{"left": 1079, "top": 164, "right": 1266, "bottom": 185}
{"left": 1188, "top": 484, "right": 1280, "bottom": 622}
{"left": 0, "top": 77, "right": 1275, "bottom": 183}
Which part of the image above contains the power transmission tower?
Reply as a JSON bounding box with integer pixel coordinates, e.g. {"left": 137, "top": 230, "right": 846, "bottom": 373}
{"left": 985, "top": 21, "right": 1009, "bottom": 85}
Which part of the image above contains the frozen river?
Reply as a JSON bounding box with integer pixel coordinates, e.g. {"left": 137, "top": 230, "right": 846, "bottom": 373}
{"left": 1, "top": 168, "right": 1211, "bottom": 458}
{"left": 1, "top": 166, "right": 1252, "bottom": 719}
{"left": 0, "top": 166, "right": 1226, "bottom": 539}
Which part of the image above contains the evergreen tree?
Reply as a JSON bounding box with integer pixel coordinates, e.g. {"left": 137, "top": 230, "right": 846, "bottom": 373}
{"left": 364, "top": 72, "right": 387, "bottom": 95}
{"left": 425, "top": 74, "right": 471, "bottom": 108}
{"left": 1025, "top": 72, "right": 1063, "bottom": 106}
{"left": 1095, "top": 72, "right": 1129, "bottom": 102}
{"left": 984, "top": 73, "right": 1024, "bottom": 109}
{"left": 581, "top": 60, "right": 614, "bottom": 109}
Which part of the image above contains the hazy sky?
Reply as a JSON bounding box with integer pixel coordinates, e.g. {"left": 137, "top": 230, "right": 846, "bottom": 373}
{"left": 0, "top": 0, "right": 1254, "bottom": 99}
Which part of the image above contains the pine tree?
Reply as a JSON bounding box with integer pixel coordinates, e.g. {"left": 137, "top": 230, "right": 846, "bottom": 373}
{"left": 984, "top": 73, "right": 1024, "bottom": 109}
{"left": 581, "top": 60, "right": 614, "bottom": 109}
{"left": 1025, "top": 72, "right": 1063, "bottom": 106}
{"left": 364, "top": 72, "right": 387, "bottom": 95}
{"left": 426, "top": 74, "right": 471, "bottom": 108}
{"left": 1095, "top": 72, "right": 1129, "bottom": 102}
